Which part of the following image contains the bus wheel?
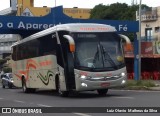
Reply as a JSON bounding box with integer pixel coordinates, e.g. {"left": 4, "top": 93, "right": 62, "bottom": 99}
{"left": 2, "top": 85, "right": 5, "bottom": 88}
{"left": 57, "top": 79, "right": 69, "bottom": 97}
{"left": 22, "top": 78, "right": 29, "bottom": 93}
{"left": 97, "top": 89, "right": 108, "bottom": 96}
{"left": 22, "top": 78, "right": 36, "bottom": 93}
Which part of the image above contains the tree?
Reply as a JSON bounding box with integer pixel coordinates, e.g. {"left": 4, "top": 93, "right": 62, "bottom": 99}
{"left": 0, "top": 59, "right": 7, "bottom": 65}
{"left": 90, "top": 3, "right": 149, "bottom": 20}
{"left": 90, "top": 4, "right": 108, "bottom": 19}
{"left": 90, "top": 3, "right": 150, "bottom": 41}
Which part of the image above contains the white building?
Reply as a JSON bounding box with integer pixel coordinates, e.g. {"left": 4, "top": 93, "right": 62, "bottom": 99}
{"left": 0, "top": 0, "right": 18, "bottom": 58}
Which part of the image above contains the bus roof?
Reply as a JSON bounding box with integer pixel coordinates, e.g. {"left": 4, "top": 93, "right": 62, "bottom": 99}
{"left": 12, "top": 23, "right": 116, "bottom": 47}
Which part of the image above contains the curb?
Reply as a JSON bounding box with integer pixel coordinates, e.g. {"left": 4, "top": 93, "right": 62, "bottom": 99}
{"left": 114, "top": 85, "right": 160, "bottom": 91}
{"left": 148, "top": 87, "right": 160, "bottom": 91}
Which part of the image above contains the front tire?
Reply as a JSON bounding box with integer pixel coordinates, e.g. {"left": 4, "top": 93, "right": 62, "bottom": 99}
{"left": 56, "top": 78, "right": 69, "bottom": 97}
{"left": 22, "top": 78, "right": 33, "bottom": 93}
{"left": 97, "top": 89, "right": 108, "bottom": 96}
{"left": 22, "top": 78, "right": 36, "bottom": 93}
{"left": 2, "top": 84, "right": 5, "bottom": 88}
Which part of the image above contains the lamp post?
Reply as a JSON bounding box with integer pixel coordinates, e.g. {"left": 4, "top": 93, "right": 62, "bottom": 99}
{"left": 138, "top": 0, "right": 142, "bottom": 80}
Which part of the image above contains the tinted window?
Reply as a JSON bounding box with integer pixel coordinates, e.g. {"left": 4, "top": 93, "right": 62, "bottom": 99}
{"left": 13, "top": 33, "right": 57, "bottom": 61}
{"left": 38, "top": 34, "right": 57, "bottom": 56}
{"left": 12, "top": 46, "right": 17, "bottom": 61}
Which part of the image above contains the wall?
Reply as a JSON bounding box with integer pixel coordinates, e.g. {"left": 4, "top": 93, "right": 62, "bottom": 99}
{"left": 63, "top": 8, "right": 91, "bottom": 19}
{"left": 16, "top": 0, "right": 91, "bottom": 19}
{"left": 140, "top": 7, "right": 160, "bottom": 40}
{"left": 17, "top": 0, "right": 50, "bottom": 16}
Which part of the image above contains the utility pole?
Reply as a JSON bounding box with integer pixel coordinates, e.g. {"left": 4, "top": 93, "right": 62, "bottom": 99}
{"left": 131, "top": 0, "right": 135, "bottom": 5}
{"left": 138, "top": 0, "right": 142, "bottom": 80}
{"left": 55, "top": 0, "right": 56, "bottom": 7}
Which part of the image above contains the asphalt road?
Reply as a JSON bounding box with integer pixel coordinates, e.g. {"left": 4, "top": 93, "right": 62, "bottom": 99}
{"left": 0, "top": 85, "right": 160, "bottom": 116}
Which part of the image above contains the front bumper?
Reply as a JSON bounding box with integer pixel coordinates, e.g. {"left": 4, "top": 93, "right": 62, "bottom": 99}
{"left": 75, "top": 76, "right": 127, "bottom": 91}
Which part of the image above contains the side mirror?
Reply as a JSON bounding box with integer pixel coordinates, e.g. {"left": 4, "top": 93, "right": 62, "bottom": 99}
{"left": 63, "top": 35, "right": 75, "bottom": 52}
{"left": 119, "top": 34, "right": 131, "bottom": 44}
{"left": 119, "top": 34, "right": 132, "bottom": 51}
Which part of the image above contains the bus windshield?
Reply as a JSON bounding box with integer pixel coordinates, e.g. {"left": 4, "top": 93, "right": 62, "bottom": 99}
{"left": 72, "top": 32, "right": 125, "bottom": 71}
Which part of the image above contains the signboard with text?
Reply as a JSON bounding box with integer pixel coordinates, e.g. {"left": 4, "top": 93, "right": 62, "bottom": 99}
{"left": 0, "top": 6, "right": 139, "bottom": 37}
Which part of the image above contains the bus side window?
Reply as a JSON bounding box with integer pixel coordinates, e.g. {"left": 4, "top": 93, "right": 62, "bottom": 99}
{"left": 38, "top": 33, "right": 57, "bottom": 56}
{"left": 12, "top": 46, "right": 17, "bottom": 61}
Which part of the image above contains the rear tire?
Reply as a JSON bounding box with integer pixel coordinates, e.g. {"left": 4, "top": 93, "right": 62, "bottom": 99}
{"left": 97, "top": 89, "right": 108, "bottom": 96}
{"left": 22, "top": 78, "right": 31, "bottom": 93}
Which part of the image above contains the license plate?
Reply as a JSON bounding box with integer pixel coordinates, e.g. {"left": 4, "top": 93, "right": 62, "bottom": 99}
{"left": 101, "top": 82, "right": 110, "bottom": 87}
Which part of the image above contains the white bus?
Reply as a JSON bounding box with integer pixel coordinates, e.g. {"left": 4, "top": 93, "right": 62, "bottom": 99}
{"left": 11, "top": 23, "right": 127, "bottom": 97}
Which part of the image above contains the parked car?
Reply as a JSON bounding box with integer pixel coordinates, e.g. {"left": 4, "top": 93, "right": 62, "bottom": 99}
{"left": 1, "top": 74, "right": 5, "bottom": 79}
{"left": 1, "top": 73, "right": 14, "bottom": 89}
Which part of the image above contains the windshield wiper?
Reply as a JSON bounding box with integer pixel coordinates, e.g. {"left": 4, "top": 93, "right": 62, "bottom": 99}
{"left": 101, "top": 45, "right": 118, "bottom": 69}
{"left": 93, "top": 44, "right": 100, "bottom": 63}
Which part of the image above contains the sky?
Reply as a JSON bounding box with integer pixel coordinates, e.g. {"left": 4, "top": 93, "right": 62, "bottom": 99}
{"left": 0, "top": 0, "right": 160, "bottom": 10}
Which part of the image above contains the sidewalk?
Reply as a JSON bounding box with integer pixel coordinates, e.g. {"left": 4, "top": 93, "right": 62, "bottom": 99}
{"left": 149, "top": 80, "right": 160, "bottom": 91}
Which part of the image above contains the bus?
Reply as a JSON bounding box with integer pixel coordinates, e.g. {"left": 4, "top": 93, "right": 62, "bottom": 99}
{"left": 11, "top": 23, "right": 127, "bottom": 97}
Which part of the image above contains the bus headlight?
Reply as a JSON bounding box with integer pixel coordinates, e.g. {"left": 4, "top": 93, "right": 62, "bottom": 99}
{"left": 80, "top": 75, "right": 87, "bottom": 79}
{"left": 79, "top": 75, "right": 92, "bottom": 80}
{"left": 121, "top": 80, "right": 126, "bottom": 84}
{"left": 121, "top": 72, "right": 126, "bottom": 77}
{"left": 81, "top": 83, "right": 88, "bottom": 87}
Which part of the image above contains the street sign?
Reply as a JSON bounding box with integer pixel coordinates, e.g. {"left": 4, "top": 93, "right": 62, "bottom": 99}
{"left": 0, "top": 6, "right": 139, "bottom": 37}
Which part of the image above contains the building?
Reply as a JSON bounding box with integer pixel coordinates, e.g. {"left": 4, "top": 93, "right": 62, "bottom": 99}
{"left": 126, "top": 6, "right": 160, "bottom": 80}
{"left": 136, "top": 6, "right": 160, "bottom": 41}
{"left": 135, "top": 6, "right": 160, "bottom": 57}
{"left": 0, "top": 0, "right": 19, "bottom": 58}
{"left": 0, "top": 35, "right": 20, "bottom": 58}
{"left": 63, "top": 7, "right": 91, "bottom": 19}
{"left": 0, "top": 0, "right": 17, "bottom": 15}
{"left": 16, "top": 0, "right": 50, "bottom": 16}
{"left": 16, "top": 0, "right": 91, "bottom": 18}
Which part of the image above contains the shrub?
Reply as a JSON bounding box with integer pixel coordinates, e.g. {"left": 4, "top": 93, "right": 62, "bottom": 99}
{"left": 3, "top": 67, "right": 12, "bottom": 73}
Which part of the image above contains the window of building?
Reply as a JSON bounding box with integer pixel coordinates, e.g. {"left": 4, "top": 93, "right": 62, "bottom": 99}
{"left": 155, "top": 27, "right": 160, "bottom": 33}
{"left": 145, "top": 28, "right": 153, "bottom": 41}
{"left": 0, "top": 43, "right": 4, "bottom": 46}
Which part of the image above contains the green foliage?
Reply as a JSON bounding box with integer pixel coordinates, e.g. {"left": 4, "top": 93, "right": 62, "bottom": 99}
{"left": 0, "top": 59, "right": 7, "bottom": 65}
{"left": 1, "top": 60, "right": 12, "bottom": 73}
{"left": 90, "top": 4, "right": 107, "bottom": 19}
{"left": 2, "top": 63, "right": 9, "bottom": 68}
{"left": 90, "top": 3, "right": 150, "bottom": 20}
{"left": 3, "top": 67, "right": 12, "bottom": 73}
{"left": 127, "top": 80, "right": 155, "bottom": 87}
{"left": 90, "top": 3, "right": 150, "bottom": 41}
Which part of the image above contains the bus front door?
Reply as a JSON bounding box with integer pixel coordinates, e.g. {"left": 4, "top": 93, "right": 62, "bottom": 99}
{"left": 56, "top": 35, "right": 76, "bottom": 91}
